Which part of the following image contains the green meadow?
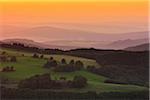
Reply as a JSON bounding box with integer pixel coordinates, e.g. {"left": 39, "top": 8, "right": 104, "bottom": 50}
{"left": 0, "top": 48, "right": 148, "bottom": 93}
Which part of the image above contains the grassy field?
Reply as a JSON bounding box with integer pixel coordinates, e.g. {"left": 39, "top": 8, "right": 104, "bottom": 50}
{"left": 0, "top": 48, "right": 148, "bottom": 93}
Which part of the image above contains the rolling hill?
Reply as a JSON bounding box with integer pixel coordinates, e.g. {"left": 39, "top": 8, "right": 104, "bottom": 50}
{"left": 124, "top": 43, "right": 149, "bottom": 51}
{"left": 0, "top": 48, "right": 148, "bottom": 93}
{"left": 1, "top": 37, "right": 149, "bottom": 50}
{"left": 1, "top": 38, "right": 78, "bottom": 50}
{"left": 103, "top": 38, "right": 149, "bottom": 49}
{"left": 1, "top": 25, "right": 148, "bottom": 42}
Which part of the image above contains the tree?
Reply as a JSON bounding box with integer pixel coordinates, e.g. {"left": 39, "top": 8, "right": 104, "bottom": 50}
{"left": 44, "top": 60, "right": 58, "bottom": 68}
{"left": 10, "top": 66, "right": 15, "bottom": 71}
{"left": 69, "top": 59, "right": 75, "bottom": 65}
{"left": 50, "top": 57, "right": 54, "bottom": 61}
{"left": 87, "top": 65, "right": 96, "bottom": 72}
{"left": 1, "top": 51, "right": 6, "bottom": 55}
{"left": 19, "top": 73, "right": 52, "bottom": 89}
{"left": 61, "top": 58, "right": 67, "bottom": 64}
{"left": 32, "top": 53, "right": 39, "bottom": 58}
{"left": 40, "top": 55, "right": 44, "bottom": 59}
{"left": 75, "top": 60, "right": 84, "bottom": 70}
{"left": 0, "top": 56, "right": 7, "bottom": 62}
{"left": 5, "top": 66, "right": 9, "bottom": 72}
{"left": 10, "top": 56, "right": 17, "bottom": 62}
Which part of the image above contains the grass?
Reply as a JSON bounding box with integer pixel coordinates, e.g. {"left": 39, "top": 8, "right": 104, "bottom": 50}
{"left": 0, "top": 48, "right": 148, "bottom": 93}
{"left": 0, "top": 48, "right": 99, "bottom": 67}
{"left": 0, "top": 56, "right": 48, "bottom": 80}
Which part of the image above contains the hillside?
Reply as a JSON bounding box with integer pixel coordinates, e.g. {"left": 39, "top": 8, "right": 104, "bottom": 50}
{"left": 0, "top": 48, "right": 148, "bottom": 93}
{"left": 124, "top": 43, "right": 149, "bottom": 51}
{"left": 0, "top": 43, "right": 149, "bottom": 86}
{"left": 2, "top": 37, "right": 148, "bottom": 50}
{"left": 1, "top": 38, "right": 78, "bottom": 50}
{"left": 103, "top": 38, "right": 149, "bottom": 49}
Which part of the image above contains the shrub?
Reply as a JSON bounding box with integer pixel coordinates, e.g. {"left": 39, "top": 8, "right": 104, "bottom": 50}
{"left": 75, "top": 60, "right": 84, "bottom": 70}
{"left": 50, "top": 57, "right": 54, "bottom": 60}
{"left": 61, "top": 58, "right": 67, "bottom": 64}
{"left": 10, "top": 56, "right": 17, "bottom": 62}
{"left": 32, "top": 53, "right": 39, "bottom": 58}
{"left": 1, "top": 51, "right": 6, "bottom": 55}
{"left": 44, "top": 60, "right": 58, "bottom": 68}
{"left": 40, "top": 54, "right": 44, "bottom": 59}
{"left": 0, "top": 56, "right": 7, "bottom": 62}
{"left": 69, "top": 59, "right": 75, "bottom": 65}
{"left": 87, "top": 65, "right": 96, "bottom": 72}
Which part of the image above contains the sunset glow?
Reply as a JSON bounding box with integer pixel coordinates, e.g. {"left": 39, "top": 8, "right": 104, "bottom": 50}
{"left": 1, "top": 1, "right": 148, "bottom": 24}
{"left": 0, "top": 0, "right": 148, "bottom": 40}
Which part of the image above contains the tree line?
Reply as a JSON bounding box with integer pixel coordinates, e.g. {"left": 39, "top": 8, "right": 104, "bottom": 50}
{"left": 43, "top": 57, "right": 84, "bottom": 72}
{"left": 19, "top": 73, "right": 87, "bottom": 89}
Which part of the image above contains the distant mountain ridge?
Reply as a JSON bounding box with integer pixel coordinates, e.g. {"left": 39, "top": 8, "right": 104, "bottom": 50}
{"left": 124, "top": 43, "right": 149, "bottom": 51}
{"left": 1, "top": 38, "right": 78, "bottom": 50}
{"left": 1, "top": 38, "right": 149, "bottom": 50}
{"left": 103, "top": 38, "right": 149, "bottom": 49}
{"left": 1, "top": 25, "right": 148, "bottom": 42}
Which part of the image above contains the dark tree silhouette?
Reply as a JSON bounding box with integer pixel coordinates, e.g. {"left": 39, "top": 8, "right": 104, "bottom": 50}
{"left": 0, "top": 56, "right": 7, "bottom": 62}
{"left": 50, "top": 57, "right": 54, "bottom": 60}
{"left": 40, "top": 54, "right": 44, "bottom": 59}
{"left": 87, "top": 65, "right": 96, "bottom": 72}
{"left": 10, "top": 56, "right": 17, "bottom": 62}
{"left": 61, "top": 58, "right": 67, "bottom": 64}
{"left": 69, "top": 59, "right": 75, "bottom": 65}
{"left": 75, "top": 60, "right": 84, "bottom": 70}
{"left": 44, "top": 60, "right": 58, "bottom": 68}
{"left": 1, "top": 51, "right": 6, "bottom": 55}
{"left": 32, "top": 53, "right": 39, "bottom": 58}
{"left": 18, "top": 74, "right": 87, "bottom": 89}
{"left": 10, "top": 66, "right": 15, "bottom": 71}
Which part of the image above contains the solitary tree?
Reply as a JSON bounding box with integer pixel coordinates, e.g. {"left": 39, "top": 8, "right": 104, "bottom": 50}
{"left": 10, "top": 66, "right": 15, "bottom": 71}
{"left": 10, "top": 56, "right": 17, "bottom": 62}
{"left": 40, "top": 55, "right": 44, "bottom": 59}
{"left": 32, "top": 53, "right": 39, "bottom": 58}
{"left": 69, "top": 59, "right": 75, "bottom": 65}
{"left": 1, "top": 51, "right": 6, "bottom": 55}
{"left": 44, "top": 60, "right": 58, "bottom": 68}
{"left": 49, "top": 57, "right": 54, "bottom": 61}
{"left": 0, "top": 56, "right": 7, "bottom": 62}
{"left": 75, "top": 60, "right": 84, "bottom": 70}
{"left": 61, "top": 58, "right": 67, "bottom": 64}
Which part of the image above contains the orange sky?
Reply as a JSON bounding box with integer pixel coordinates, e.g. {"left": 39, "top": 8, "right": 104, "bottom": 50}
{"left": 0, "top": 1, "right": 148, "bottom": 24}
{"left": 0, "top": 0, "right": 148, "bottom": 38}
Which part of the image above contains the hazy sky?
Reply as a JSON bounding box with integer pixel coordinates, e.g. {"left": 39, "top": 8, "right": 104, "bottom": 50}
{"left": 0, "top": 0, "right": 148, "bottom": 35}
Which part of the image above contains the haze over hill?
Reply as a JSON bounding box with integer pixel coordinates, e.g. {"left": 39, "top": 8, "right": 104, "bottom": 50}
{"left": 124, "top": 43, "right": 149, "bottom": 51}
{"left": 0, "top": 25, "right": 148, "bottom": 42}
{"left": 1, "top": 38, "right": 149, "bottom": 50}
{"left": 0, "top": 25, "right": 148, "bottom": 50}
{"left": 103, "top": 38, "right": 149, "bottom": 49}
{"left": 1, "top": 38, "right": 78, "bottom": 50}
